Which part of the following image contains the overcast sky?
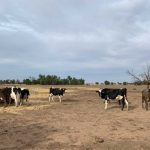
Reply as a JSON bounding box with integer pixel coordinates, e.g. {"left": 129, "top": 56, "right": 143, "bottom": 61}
{"left": 0, "top": 0, "right": 150, "bottom": 83}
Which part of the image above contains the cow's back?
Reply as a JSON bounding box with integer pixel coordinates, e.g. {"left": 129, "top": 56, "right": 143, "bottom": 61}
{"left": 101, "top": 88, "right": 120, "bottom": 99}
{"left": 49, "top": 88, "right": 65, "bottom": 96}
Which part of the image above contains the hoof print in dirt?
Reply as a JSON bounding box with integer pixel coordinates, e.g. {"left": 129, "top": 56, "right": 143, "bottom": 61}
{"left": 94, "top": 136, "right": 104, "bottom": 143}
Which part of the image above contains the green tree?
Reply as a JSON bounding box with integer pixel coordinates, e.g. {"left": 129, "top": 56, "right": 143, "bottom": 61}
{"left": 104, "top": 80, "right": 110, "bottom": 85}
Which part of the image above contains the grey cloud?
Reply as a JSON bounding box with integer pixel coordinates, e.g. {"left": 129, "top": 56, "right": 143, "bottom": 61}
{"left": 0, "top": 0, "right": 150, "bottom": 82}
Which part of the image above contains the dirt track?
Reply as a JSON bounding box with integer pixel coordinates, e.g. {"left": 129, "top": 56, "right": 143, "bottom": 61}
{"left": 0, "top": 85, "right": 150, "bottom": 150}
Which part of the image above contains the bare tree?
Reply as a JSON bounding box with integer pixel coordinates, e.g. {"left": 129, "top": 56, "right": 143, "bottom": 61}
{"left": 127, "top": 64, "right": 150, "bottom": 89}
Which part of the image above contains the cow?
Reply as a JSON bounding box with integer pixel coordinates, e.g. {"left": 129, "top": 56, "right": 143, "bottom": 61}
{"left": 0, "top": 87, "right": 11, "bottom": 106}
{"left": 49, "top": 87, "right": 66, "bottom": 103}
{"left": 96, "top": 88, "right": 128, "bottom": 111}
{"left": 142, "top": 89, "right": 150, "bottom": 111}
{"left": 18, "top": 88, "right": 30, "bottom": 105}
{"left": 0, "top": 87, "right": 20, "bottom": 107}
{"left": 10, "top": 87, "right": 21, "bottom": 107}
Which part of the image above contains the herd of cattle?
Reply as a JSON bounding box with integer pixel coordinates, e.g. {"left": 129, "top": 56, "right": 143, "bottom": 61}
{"left": 0, "top": 87, "right": 30, "bottom": 107}
{"left": 0, "top": 86, "right": 150, "bottom": 111}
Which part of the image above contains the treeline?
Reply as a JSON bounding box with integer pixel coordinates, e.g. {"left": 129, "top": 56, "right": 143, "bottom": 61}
{"left": 95, "top": 81, "right": 128, "bottom": 85}
{"left": 95, "top": 80, "right": 148, "bottom": 85}
{"left": 0, "top": 74, "right": 85, "bottom": 85}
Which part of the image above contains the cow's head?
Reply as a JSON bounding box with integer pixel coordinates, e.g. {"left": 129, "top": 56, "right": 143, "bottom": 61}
{"left": 61, "top": 88, "right": 66, "bottom": 93}
{"left": 12, "top": 87, "right": 18, "bottom": 94}
{"left": 96, "top": 89, "right": 102, "bottom": 97}
{"left": 11, "top": 87, "right": 22, "bottom": 96}
{"left": 17, "top": 88, "right": 22, "bottom": 94}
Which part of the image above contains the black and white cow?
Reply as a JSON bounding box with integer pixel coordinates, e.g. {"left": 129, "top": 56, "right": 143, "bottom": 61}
{"left": 96, "top": 88, "right": 128, "bottom": 111}
{"left": 10, "top": 87, "right": 21, "bottom": 107}
{"left": 18, "top": 88, "right": 30, "bottom": 105}
{"left": 49, "top": 87, "right": 66, "bottom": 103}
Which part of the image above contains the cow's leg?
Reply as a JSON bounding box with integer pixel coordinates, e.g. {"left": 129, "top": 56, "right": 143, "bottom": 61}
{"left": 4, "top": 100, "right": 7, "bottom": 107}
{"left": 142, "top": 97, "right": 145, "bottom": 108}
{"left": 19, "top": 96, "right": 23, "bottom": 105}
{"left": 104, "top": 100, "right": 108, "bottom": 109}
{"left": 20, "top": 98, "right": 23, "bottom": 106}
{"left": 14, "top": 95, "right": 18, "bottom": 107}
{"left": 48, "top": 94, "right": 51, "bottom": 102}
{"left": 52, "top": 96, "right": 54, "bottom": 102}
{"left": 25, "top": 94, "right": 28, "bottom": 102}
{"left": 142, "top": 100, "right": 144, "bottom": 108}
{"left": 125, "top": 98, "right": 129, "bottom": 111}
{"left": 17, "top": 93, "right": 21, "bottom": 106}
{"left": 121, "top": 98, "right": 125, "bottom": 111}
{"left": 4, "top": 98, "right": 7, "bottom": 107}
{"left": 15, "top": 98, "right": 18, "bottom": 107}
{"left": 58, "top": 96, "right": 62, "bottom": 103}
{"left": 104, "top": 96, "right": 108, "bottom": 109}
{"left": 11, "top": 93, "right": 18, "bottom": 107}
{"left": 118, "top": 100, "right": 121, "bottom": 105}
{"left": 145, "top": 99, "right": 148, "bottom": 111}
{"left": 22, "top": 98, "right": 25, "bottom": 105}
{"left": 26, "top": 97, "right": 29, "bottom": 104}
{"left": 8, "top": 96, "right": 11, "bottom": 105}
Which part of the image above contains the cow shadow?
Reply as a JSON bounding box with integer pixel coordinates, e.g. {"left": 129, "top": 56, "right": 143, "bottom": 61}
{"left": 30, "top": 98, "right": 79, "bottom": 105}
{"left": 62, "top": 99, "right": 79, "bottom": 103}
{"left": 106, "top": 105, "right": 122, "bottom": 110}
{"left": 0, "top": 101, "right": 16, "bottom": 107}
{"left": 106, "top": 104, "right": 137, "bottom": 111}
{"left": 128, "top": 105, "right": 138, "bottom": 110}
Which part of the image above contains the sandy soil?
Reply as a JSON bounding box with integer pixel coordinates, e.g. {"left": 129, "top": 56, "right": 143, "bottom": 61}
{"left": 0, "top": 84, "right": 150, "bottom": 150}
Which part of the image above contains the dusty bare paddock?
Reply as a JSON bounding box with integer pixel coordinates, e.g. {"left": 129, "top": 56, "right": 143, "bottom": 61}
{"left": 0, "top": 84, "right": 150, "bottom": 150}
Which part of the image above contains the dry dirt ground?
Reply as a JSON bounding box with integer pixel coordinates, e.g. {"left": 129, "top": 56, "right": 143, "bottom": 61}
{"left": 0, "top": 84, "right": 150, "bottom": 150}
